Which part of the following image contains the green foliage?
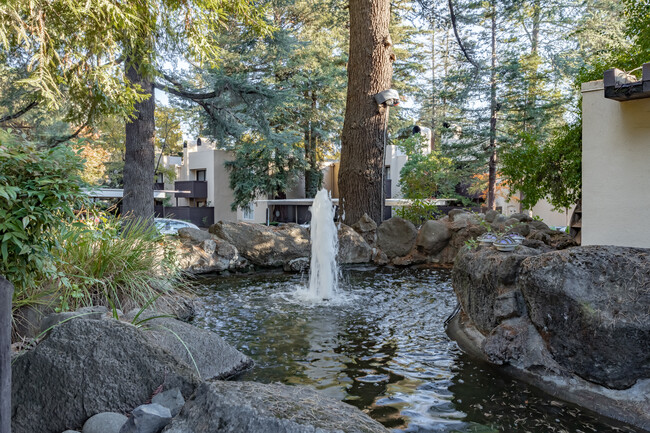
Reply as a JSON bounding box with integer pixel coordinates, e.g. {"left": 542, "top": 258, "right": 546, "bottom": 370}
{"left": 0, "top": 130, "right": 85, "bottom": 296}
{"left": 225, "top": 135, "right": 306, "bottom": 209}
{"left": 500, "top": 124, "right": 581, "bottom": 210}
{"left": 394, "top": 199, "right": 442, "bottom": 226}
{"left": 50, "top": 213, "right": 181, "bottom": 311}
{"left": 396, "top": 136, "right": 461, "bottom": 200}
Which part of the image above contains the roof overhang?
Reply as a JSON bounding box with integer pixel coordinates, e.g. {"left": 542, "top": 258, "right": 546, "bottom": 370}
{"left": 604, "top": 63, "right": 650, "bottom": 101}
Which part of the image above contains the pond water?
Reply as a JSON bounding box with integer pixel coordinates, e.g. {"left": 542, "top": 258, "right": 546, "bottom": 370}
{"left": 194, "top": 266, "right": 641, "bottom": 433}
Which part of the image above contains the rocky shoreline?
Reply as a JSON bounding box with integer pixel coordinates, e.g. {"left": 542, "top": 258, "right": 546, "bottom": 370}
{"left": 11, "top": 209, "right": 649, "bottom": 432}
{"left": 447, "top": 245, "right": 650, "bottom": 431}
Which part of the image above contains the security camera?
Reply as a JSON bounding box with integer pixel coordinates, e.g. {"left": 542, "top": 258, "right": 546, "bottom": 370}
{"left": 374, "top": 89, "right": 400, "bottom": 106}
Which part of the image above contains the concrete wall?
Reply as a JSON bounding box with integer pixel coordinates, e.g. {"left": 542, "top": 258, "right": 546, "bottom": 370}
{"left": 582, "top": 80, "right": 650, "bottom": 247}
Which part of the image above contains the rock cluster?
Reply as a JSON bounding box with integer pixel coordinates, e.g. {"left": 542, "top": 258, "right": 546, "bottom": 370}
{"left": 176, "top": 209, "right": 574, "bottom": 275}
{"left": 448, "top": 244, "right": 650, "bottom": 430}
{"left": 12, "top": 313, "right": 387, "bottom": 433}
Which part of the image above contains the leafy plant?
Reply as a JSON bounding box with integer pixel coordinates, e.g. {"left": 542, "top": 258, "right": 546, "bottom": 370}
{"left": 394, "top": 199, "right": 442, "bottom": 226}
{"left": 0, "top": 130, "right": 86, "bottom": 305}
{"left": 49, "top": 212, "right": 182, "bottom": 312}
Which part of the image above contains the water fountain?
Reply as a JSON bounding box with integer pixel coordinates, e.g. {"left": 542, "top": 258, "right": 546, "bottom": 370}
{"left": 307, "top": 189, "right": 338, "bottom": 300}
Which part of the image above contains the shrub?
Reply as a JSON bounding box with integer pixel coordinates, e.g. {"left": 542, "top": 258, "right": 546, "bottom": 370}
{"left": 50, "top": 212, "right": 182, "bottom": 311}
{"left": 0, "top": 130, "right": 85, "bottom": 306}
{"left": 394, "top": 199, "right": 442, "bottom": 227}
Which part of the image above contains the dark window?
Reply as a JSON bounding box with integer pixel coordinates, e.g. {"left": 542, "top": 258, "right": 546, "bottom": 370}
{"left": 196, "top": 170, "right": 206, "bottom": 181}
{"left": 197, "top": 137, "right": 202, "bottom": 146}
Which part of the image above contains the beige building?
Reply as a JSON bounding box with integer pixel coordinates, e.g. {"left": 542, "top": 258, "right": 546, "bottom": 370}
{"left": 581, "top": 77, "right": 650, "bottom": 248}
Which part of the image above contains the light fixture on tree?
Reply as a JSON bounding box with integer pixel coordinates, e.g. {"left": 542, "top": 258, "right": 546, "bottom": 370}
{"left": 374, "top": 89, "right": 400, "bottom": 106}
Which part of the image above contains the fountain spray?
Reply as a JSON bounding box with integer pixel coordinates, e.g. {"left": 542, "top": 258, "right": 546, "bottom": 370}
{"left": 308, "top": 189, "right": 338, "bottom": 300}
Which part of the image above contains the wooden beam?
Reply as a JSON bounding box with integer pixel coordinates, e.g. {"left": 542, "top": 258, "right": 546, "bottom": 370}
{"left": 0, "top": 277, "right": 13, "bottom": 433}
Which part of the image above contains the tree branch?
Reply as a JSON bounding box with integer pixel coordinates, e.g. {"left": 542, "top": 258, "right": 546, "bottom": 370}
{"left": 0, "top": 99, "right": 39, "bottom": 124}
{"left": 448, "top": 0, "right": 480, "bottom": 70}
{"left": 47, "top": 122, "right": 88, "bottom": 146}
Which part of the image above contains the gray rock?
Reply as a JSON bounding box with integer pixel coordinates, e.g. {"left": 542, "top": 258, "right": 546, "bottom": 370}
{"left": 12, "top": 319, "right": 198, "bottom": 433}
{"left": 152, "top": 389, "right": 184, "bottom": 417}
{"left": 506, "top": 222, "right": 530, "bottom": 237}
{"left": 449, "top": 212, "right": 480, "bottom": 230}
{"left": 142, "top": 316, "right": 253, "bottom": 381}
{"left": 177, "top": 235, "right": 239, "bottom": 274}
{"left": 210, "top": 222, "right": 310, "bottom": 267}
{"left": 177, "top": 227, "right": 213, "bottom": 243}
{"left": 509, "top": 212, "right": 533, "bottom": 223}
{"left": 528, "top": 220, "right": 550, "bottom": 231}
{"left": 447, "top": 209, "right": 469, "bottom": 221}
{"left": 415, "top": 220, "right": 451, "bottom": 255}
{"left": 493, "top": 214, "right": 508, "bottom": 224}
{"left": 38, "top": 312, "right": 80, "bottom": 334}
{"left": 503, "top": 217, "right": 521, "bottom": 228}
{"left": 162, "top": 381, "right": 390, "bottom": 433}
{"left": 437, "top": 225, "right": 487, "bottom": 264}
{"left": 77, "top": 306, "right": 110, "bottom": 319}
{"left": 376, "top": 217, "right": 417, "bottom": 258}
{"left": 283, "top": 257, "right": 310, "bottom": 273}
{"left": 451, "top": 246, "right": 541, "bottom": 333}
{"left": 83, "top": 413, "right": 128, "bottom": 433}
{"left": 519, "top": 246, "right": 650, "bottom": 389}
{"left": 484, "top": 210, "right": 500, "bottom": 223}
{"left": 39, "top": 306, "right": 109, "bottom": 334}
{"left": 120, "top": 404, "right": 172, "bottom": 433}
{"left": 493, "top": 290, "right": 526, "bottom": 321}
{"left": 482, "top": 317, "right": 560, "bottom": 372}
{"left": 351, "top": 213, "right": 377, "bottom": 246}
{"left": 338, "top": 224, "right": 372, "bottom": 264}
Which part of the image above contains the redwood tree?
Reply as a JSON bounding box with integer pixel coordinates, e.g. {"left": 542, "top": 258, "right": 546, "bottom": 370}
{"left": 338, "top": 0, "right": 394, "bottom": 225}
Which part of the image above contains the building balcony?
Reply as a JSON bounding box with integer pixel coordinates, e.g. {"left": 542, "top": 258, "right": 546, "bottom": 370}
{"left": 174, "top": 180, "right": 208, "bottom": 199}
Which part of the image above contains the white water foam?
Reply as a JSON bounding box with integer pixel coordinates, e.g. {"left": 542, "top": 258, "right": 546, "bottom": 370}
{"left": 303, "top": 189, "right": 339, "bottom": 302}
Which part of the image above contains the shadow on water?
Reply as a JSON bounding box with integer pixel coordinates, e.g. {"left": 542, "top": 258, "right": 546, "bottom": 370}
{"left": 193, "top": 266, "right": 644, "bottom": 433}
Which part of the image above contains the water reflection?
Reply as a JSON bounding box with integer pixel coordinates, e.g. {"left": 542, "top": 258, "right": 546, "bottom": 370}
{"left": 194, "top": 267, "right": 643, "bottom": 433}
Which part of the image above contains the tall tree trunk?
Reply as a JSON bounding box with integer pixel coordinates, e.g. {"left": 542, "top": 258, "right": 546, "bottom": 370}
{"left": 430, "top": 26, "right": 436, "bottom": 151}
{"left": 339, "top": 0, "right": 393, "bottom": 225}
{"left": 487, "top": 0, "right": 498, "bottom": 210}
{"left": 123, "top": 59, "right": 155, "bottom": 221}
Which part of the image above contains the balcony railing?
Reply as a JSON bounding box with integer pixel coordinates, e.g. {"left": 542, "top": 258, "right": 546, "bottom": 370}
{"left": 174, "top": 181, "right": 208, "bottom": 199}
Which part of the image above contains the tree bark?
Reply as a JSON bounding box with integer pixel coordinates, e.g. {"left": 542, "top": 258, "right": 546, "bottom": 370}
{"left": 339, "top": 0, "right": 394, "bottom": 225}
{"left": 0, "top": 277, "right": 12, "bottom": 433}
{"left": 123, "top": 60, "right": 155, "bottom": 222}
{"left": 430, "top": 26, "right": 436, "bottom": 151}
{"left": 487, "top": 0, "right": 498, "bottom": 210}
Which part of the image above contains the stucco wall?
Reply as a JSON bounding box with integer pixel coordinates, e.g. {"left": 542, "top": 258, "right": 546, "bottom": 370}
{"left": 582, "top": 80, "right": 650, "bottom": 247}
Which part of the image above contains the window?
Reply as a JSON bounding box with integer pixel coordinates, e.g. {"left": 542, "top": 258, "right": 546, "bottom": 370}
{"left": 196, "top": 170, "right": 206, "bottom": 181}
{"left": 155, "top": 173, "right": 164, "bottom": 183}
{"left": 384, "top": 166, "right": 391, "bottom": 180}
{"left": 243, "top": 204, "right": 255, "bottom": 220}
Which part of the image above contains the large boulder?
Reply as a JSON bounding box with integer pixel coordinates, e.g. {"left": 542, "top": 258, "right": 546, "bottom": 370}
{"left": 210, "top": 222, "right": 310, "bottom": 267}
{"left": 12, "top": 319, "right": 198, "bottom": 433}
{"left": 415, "top": 220, "right": 451, "bottom": 255}
{"left": 163, "top": 382, "right": 390, "bottom": 433}
{"left": 338, "top": 224, "right": 372, "bottom": 264}
{"left": 176, "top": 229, "right": 241, "bottom": 274}
{"left": 447, "top": 245, "right": 650, "bottom": 430}
{"left": 452, "top": 246, "right": 542, "bottom": 333}
{"left": 376, "top": 217, "right": 417, "bottom": 259}
{"left": 140, "top": 317, "right": 253, "bottom": 381}
{"left": 519, "top": 246, "right": 650, "bottom": 389}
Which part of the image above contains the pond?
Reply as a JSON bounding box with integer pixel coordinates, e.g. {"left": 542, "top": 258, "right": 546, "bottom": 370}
{"left": 193, "top": 266, "right": 641, "bottom": 433}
